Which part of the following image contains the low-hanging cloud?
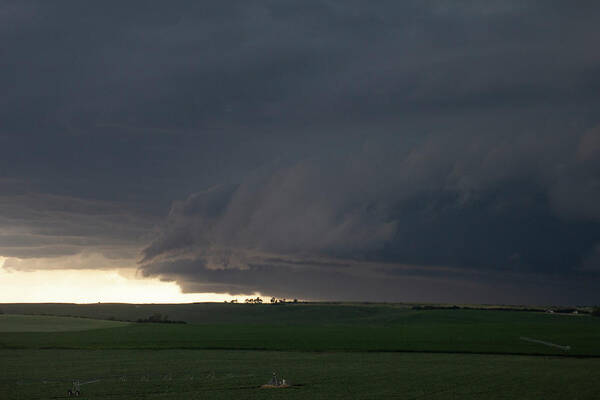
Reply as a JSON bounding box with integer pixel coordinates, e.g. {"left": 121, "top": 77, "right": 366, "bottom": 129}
{"left": 0, "top": 191, "right": 156, "bottom": 270}
{"left": 139, "top": 124, "right": 600, "bottom": 301}
{"left": 2, "top": 1, "right": 600, "bottom": 303}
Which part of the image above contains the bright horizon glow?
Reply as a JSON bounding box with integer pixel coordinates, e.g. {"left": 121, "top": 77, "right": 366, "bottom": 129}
{"left": 0, "top": 257, "right": 261, "bottom": 304}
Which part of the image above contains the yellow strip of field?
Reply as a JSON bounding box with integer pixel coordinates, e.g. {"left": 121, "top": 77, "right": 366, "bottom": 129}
{"left": 0, "top": 314, "right": 129, "bottom": 332}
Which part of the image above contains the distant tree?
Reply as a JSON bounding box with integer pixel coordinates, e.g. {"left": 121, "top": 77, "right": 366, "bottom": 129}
{"left": 293, "top": 299, "right": 298, "bottom": 303}
{"left": 242, "top": 297, "right": 264, "bottom": 304}
{"left": 148, "top": 313, "right": 164, "bottom": 322}
{"left": 592, "top": 307, "right": 600, "bottom": 317}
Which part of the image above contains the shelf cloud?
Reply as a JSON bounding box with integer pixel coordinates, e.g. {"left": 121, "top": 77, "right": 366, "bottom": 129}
{"left": 1, "top": 1, "right": 600, "bottom": 303}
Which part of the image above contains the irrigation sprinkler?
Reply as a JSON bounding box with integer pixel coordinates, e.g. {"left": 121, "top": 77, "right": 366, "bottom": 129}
{"left": 67, "top": 379, "right": 100, "bottom": 397}
{"left": 519, "top": 336, "right": 571, "bottom": 351}
{"left": 261, "top": 372, "right": 290, "bottom": 389}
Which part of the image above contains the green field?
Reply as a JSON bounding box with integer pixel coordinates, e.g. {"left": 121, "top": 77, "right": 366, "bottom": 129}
{"left": 1, "top": 303, "right": 599, "bottom": 399}
{"left": 2, "top": 349, "right": 599, "bottom": 400}
{"left": 0, "top": 314, "right": 129, "bottom": 332}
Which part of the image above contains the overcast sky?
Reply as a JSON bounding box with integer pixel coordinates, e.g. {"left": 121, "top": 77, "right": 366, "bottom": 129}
{"left": 2, "top": 1, "right": 600, "bottom": 304}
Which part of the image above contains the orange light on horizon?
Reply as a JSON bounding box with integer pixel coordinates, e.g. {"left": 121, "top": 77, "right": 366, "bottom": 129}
{"left": 0, "top": 257, "right": 261, "bottom": 304}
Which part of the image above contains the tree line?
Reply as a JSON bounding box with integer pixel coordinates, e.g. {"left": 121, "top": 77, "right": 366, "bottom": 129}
{"left": 224, "top": 297, "right": 299, "bottom": 304}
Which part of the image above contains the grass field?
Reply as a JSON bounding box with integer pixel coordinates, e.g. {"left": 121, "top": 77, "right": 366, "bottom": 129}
{"left": 1, "top": 303, "right": 599, "bottom": 398}
{"left": 2, "top": 349, "right": 599, "bottom": 399}
{"left": 0, "top": 314, "right": 128, "bottom": 332}
{"left": 1, "top": 304, "right": 598, "bottom": 356}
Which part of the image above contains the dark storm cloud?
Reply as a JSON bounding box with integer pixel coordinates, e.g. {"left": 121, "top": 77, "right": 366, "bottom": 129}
{"left": 2, "top": 1, "right": 600, "bottom": 303}
{"left": 138, "top": 128, "right": 600, "bottom": 301}
{"left": 0, "top": 189, "right": 156, "bottom": 266}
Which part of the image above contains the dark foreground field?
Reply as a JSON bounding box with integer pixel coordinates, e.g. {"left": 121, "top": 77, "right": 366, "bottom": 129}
{"left": 2, "top": 349, "right": 599, "bottom": 400}
{"left": 1, "top": 303, "right": 599, "bottom": 399}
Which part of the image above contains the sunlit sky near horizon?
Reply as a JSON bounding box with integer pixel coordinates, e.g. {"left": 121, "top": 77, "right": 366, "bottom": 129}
{"left": 0, "top": 258, "right": 258, "bottom": 304}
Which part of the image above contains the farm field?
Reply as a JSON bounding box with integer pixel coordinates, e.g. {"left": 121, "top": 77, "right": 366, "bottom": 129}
{"left": 0, "top": 314, "right": 128, "bottom": 332}
{"left": 1, "top": 303, "right": 599, "bottom": 356}
{"left": 1, "top": 349, "right": 599, "bottom": 399}
{"left": 1, "top": 303, "right": 599, "bottom": 398}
